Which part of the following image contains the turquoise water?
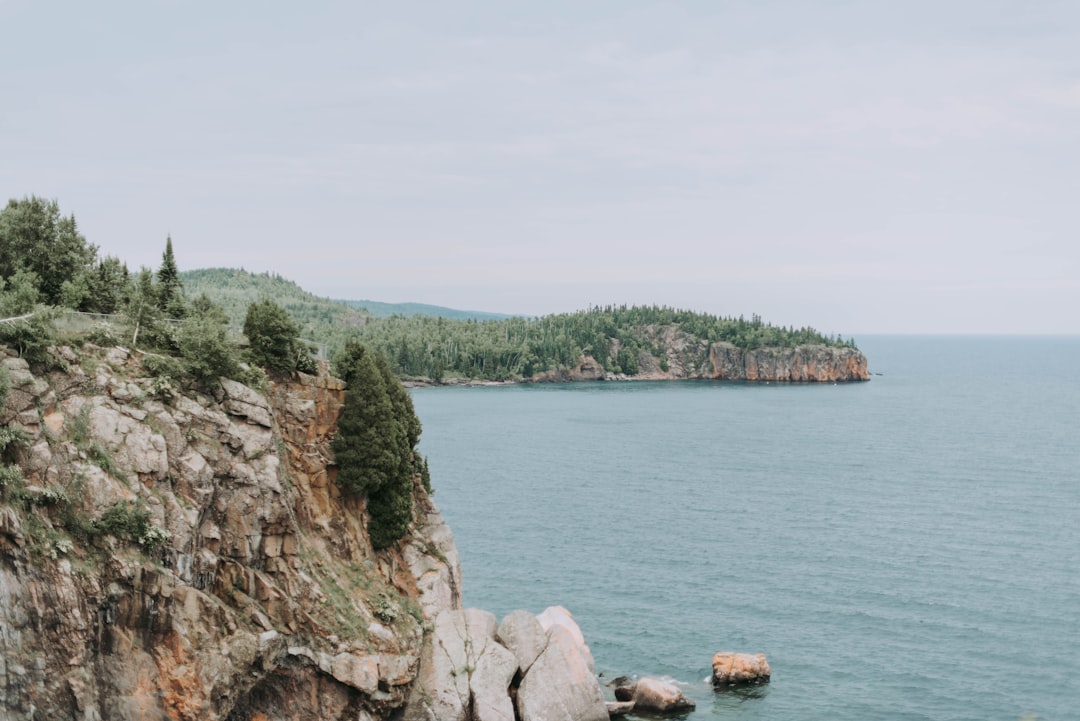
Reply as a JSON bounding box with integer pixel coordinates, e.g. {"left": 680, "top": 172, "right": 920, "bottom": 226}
{"left": 411, "top": 337, "right": 1080, "bottom": 721}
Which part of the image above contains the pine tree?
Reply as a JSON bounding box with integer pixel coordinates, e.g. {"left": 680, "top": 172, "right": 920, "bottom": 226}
{"left": 332, "top": 341, "right": 419, "bottom": 549}
{"left": 156, "top": 236, "right": 185, "bottom": 318}
{"left": 374, "top": 351, "right": 421, "bottom": 450}
{"left": 332, "top": 342, "right": 402, "bottom": 496}
{"left": 243, "top": 299, "right": 301, "bottom": 372}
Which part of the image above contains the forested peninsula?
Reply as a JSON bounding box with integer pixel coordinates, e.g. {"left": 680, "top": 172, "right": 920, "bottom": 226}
{"left": 182, "top": 268, "right": 869, "bottom": 384}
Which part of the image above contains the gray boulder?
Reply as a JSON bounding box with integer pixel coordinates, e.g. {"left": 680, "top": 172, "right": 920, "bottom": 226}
{"left": 536, "top": 605, "right": 595, "bottom": 672}
{"left": 496, "top": 610, "right": 547, "bottom": 675}
{"left": 516, "top": 624, "right": 607, "bottom": 721}
{"left": 404, "top": 609, "right": 516, "bottom": 721}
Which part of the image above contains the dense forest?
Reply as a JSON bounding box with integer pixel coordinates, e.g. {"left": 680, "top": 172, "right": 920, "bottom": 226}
{"left": 344, "top": 307, "right": 856, "bottom": 381}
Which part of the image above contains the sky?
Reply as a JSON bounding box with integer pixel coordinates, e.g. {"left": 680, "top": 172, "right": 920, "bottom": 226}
{"left": 2, "top": 1, "right": 1078, "bottom": 335}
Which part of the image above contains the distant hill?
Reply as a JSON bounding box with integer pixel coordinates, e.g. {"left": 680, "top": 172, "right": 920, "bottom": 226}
{"left": 338, "top": 299, "right": 514, "bottom": 322}
{"left": 179, "top": 268, "right": 371, "bottom": 340}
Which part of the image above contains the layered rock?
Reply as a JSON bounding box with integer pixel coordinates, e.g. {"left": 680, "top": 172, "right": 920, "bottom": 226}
{"left": 0, "top": 345, "right": 461, "bottom": 721}
{"left": 708, "top": 343, "right": 868, "bottom": 382}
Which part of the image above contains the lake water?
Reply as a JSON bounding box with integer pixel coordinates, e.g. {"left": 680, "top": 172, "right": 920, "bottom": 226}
{"left": 410, "top": 336, "right": 1079, "bottom": 721}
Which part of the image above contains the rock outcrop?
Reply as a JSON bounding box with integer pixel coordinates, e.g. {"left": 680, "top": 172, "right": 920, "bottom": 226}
{"left": 711, "top": 652, "right": 771, "bottom": 685}
{"left": 404, "top": 606, "right": 608, "bottom": 721}
{"left": 708, "top": 342, "right": 868, "bottom": 382}
{"left": 403, "top": 609, "right": 516, "bottom": 721}
{"left": 0, "top": 344, "right": 461, "bottom": 721}
{"left": 529, "top": 325, "right": 869, "bottom": 384}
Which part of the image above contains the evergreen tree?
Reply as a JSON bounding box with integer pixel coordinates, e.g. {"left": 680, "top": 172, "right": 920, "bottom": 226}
{"left": 374, "top": 351, "right": 421, "bottom": 450}
{"left": 177, "top": 300, "right": 242, "bottom": 383}
{"left": 366, "top": 480, "right": 414, "bottom": 550}
{"left": 332, "top": 342, "right": 403, "bottom": 497}
{"left": 243, "top": 299, "right": 302, "bottom": 372}
{"left": 0, "top": 196, "right": 98, "bottom": 306}
{"left": 332, "top": 341, "right": 418, "bottom": 548}
{"left": 85, "top": 256, "right": 129, "bottom": 314}
{"left": 156, "top": 236, "right": 185, "bottom": 318}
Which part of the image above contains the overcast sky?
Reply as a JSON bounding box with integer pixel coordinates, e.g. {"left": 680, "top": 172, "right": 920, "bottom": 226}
{"left": 2, "top": 1, "right": 1078, "bottom": 334}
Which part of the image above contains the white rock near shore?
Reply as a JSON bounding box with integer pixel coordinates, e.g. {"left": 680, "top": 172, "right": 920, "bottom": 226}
{"left": 404, "top": 606, "right": 608, "bottom": 721}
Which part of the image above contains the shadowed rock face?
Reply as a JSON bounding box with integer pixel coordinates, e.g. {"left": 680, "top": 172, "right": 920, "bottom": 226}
{"left": 0, "top": 346, "right": 461, "bottom": 721}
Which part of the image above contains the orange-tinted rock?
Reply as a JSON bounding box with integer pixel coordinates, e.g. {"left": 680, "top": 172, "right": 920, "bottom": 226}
{"left": 711, "top": 652, "right": 771, "bottom": 685}
{"left": 709, "top": 343, "right": 868, "bottom": 382}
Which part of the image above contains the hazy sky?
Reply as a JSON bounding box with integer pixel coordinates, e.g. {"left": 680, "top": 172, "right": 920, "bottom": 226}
{"left": 3, "top": 1, "right": 1078, "bottom": 334}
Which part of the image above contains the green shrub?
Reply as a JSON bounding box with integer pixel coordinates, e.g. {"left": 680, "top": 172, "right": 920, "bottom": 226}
{"left": 94, "top": 501, "right": 170, "bottom": 550}
{"left": 83, "top": 322, "right": 121, "bottom": 347}
{"left": 177, "top": 312, "right": 241, "bottom": 383}
{"left": 0, "top": 463, "right": 23, "bottom": 490}
{"left": 88, "top": 441, "right": 127, "bottom": 484}
{"left": 69, "top": 405, "right": 92, "bottom": 447}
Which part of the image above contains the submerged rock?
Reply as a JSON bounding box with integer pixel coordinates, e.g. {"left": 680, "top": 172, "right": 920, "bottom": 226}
{"left": 611, "top": 676, "right": 695, "bottom": 714}
{"left": 630, "top": 677, "right": 696, "bottom": 713}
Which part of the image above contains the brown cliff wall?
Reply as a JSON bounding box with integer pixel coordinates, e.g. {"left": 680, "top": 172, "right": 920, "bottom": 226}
{"left": 0, "top": 344, "right": 460, "bottom": 721}
{"left": 708, "top": 343, "right": 869, "bottom": 382}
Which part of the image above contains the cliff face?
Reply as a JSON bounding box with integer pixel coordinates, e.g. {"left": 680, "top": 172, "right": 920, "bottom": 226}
{"left": 532, "top": 325, "right": 869, "bottom": 383}
{"left": 0, "top": 344, "right": 460, "bottom": 721}
{"left": 707, "top": 342, "right": 869, "bottom": 382}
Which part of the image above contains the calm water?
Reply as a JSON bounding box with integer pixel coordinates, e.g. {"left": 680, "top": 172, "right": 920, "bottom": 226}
{"left": 411, "top": 336, "right": 1080, "bottom": 721}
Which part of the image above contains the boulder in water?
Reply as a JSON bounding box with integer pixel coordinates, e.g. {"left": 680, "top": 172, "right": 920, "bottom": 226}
{"left": 710, "top": 652, "right": 771, "bottom": 685}
{"left": 610, "top": 677, "right": 695, "bottom": 713}
{"left": 630, "top": 677, "right": 696, "bottom": 712}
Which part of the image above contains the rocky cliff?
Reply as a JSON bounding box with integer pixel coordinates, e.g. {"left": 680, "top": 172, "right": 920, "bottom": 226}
{"left": 0, "top": 343, "right": 460, "bottom": 721}
{"left": 532, "top": 325, "right": 869, "bottom": 383}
